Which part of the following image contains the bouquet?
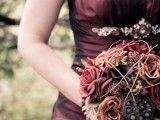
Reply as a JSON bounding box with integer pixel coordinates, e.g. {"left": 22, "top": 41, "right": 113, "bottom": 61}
{"left": 79, "top": 40, "right": 160, "bottom": 120}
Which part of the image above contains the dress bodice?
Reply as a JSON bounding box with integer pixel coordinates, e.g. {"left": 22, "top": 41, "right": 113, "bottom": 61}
{"left": 68, "top": 0, "right": 160, "bottom": 26}
{"left": 67, "top": 0, "right": 160, "bottom": 69}
{"left": 52, "top": 1, "right": 160, "bottom": 119}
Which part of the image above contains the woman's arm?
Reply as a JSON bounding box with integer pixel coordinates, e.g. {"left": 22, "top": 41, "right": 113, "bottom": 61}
{"left": 17, "top": 0, "right": 82, "bottom": 106}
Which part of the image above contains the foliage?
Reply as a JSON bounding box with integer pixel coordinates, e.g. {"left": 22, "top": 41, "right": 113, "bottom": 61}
{"left": 0, "top": 27, "right": 20, "bottom": 79}
{"left": 0, "top": 0, "right": 24, "bottom": 79}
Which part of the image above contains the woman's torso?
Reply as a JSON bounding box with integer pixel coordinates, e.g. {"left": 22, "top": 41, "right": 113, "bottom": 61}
{"left": 52, "top": 0, "right": 160, "bottom": 119}
{"left": 68, "top": 0, "right": 160, "bottom": 70}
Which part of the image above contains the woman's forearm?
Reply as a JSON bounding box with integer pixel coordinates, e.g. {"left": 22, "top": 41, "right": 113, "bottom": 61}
{"left": 18, "top": 34, "right": 82, "bottom": 106}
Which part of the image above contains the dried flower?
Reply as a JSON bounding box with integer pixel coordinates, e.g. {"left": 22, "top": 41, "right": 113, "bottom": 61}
{"left": 123, "top": 94, "right": 155, "bottom": 120}
{"left": 127, "top": 51, "right": 140, "bottom": 66}
{"left": 79, "top": 40, "right": 160, "bottom": 120}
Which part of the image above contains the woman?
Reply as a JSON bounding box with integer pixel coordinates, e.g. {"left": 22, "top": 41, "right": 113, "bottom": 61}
{"left": 18, "top": 0, "right": 160, "bottom": 119}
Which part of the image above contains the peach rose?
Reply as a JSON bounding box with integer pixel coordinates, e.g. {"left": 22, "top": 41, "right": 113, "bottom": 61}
{"left": 95, "top": 47, "right": 127, "bottom": 68}
{"left": 97, "top": 96, "right": 123, "bottom": 120}
{"left": 138, "top": 54, "right": 160, "bottom": 85}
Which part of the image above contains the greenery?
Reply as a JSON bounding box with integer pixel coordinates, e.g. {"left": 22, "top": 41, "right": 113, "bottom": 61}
{"left": 0, "top": 1, "right": 73, "bottom": 120}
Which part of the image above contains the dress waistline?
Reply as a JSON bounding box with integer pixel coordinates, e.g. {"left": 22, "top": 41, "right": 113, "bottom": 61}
{"left": 71, "top": 42, "right": 160, "bottom": 75}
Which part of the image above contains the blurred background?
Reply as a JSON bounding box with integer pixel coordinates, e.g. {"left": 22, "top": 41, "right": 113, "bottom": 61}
{"left": 0, "top": 0, "right": 74, "bottom": 120}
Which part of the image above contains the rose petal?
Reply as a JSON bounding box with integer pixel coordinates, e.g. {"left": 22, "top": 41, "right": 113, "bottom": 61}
{"left": 101, "top": 78, "right": 112, "bottom": 93}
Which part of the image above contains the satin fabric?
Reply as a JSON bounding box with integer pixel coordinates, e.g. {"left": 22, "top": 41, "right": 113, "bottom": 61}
{"left": 52, "top": 0, "right": 160, "bottom": 119}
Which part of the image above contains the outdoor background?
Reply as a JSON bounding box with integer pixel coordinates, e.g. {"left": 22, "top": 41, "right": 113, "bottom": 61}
{"left": 0, "top": 1, "right": 74, "bottom": 120}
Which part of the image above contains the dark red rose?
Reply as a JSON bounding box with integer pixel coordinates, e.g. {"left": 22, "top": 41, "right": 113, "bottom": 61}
{"left": 126, "top": 42, "right": 148, "bottom": 54}
{"left": 80, "top": 77, "right": 112, "bottom": 100}
{"left": 116, "top": 40, "right": 148, "bottom": 54}
{"left": 116, "top": 40, "right": 126, "bottom": 48}
{"left": 146, "top": 85, "right": 160, "bottom": 110}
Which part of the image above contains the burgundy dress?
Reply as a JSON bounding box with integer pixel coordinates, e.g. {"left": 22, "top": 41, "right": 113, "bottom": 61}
{"left": 52, "top": 0, "right": 160, "bottom": 119}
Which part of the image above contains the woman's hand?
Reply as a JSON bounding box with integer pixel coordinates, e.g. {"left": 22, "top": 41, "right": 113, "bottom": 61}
{"left": 17, "top": 0, "right": 82, "bottom": 106}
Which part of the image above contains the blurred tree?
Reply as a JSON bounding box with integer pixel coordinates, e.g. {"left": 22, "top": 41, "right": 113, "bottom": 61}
{"left": 0, "top": 15, "right": 19, "bottom": 25}
{"left": 0, "top": 0, "right": 25, "bottom": 79}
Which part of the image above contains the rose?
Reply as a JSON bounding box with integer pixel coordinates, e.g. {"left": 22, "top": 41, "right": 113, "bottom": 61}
{"left": 80, "top": 77, "right": 112, "bottom": 100}
{"left": 146, "top": 85, "right": 160, "bottom": 110}
{"left": 80, "top": 57, "right": 113, "bottom": 100}
{"left": 125, "top": 42, "right": 148, "bottom": 53}
{"left": 116, "top": 40, "right": 148, "bottom": 54}
{"left": 95, "top": 47, "right": 127, "bottom": 68}
{"left": 79, "top": 58, "right": 100, "bottom": 98}
{"left": 95, "top": 51, "right": 107, "bottom": 68}
{"left": 97, "top": 96, "right": 123, "bottom": 120}
{"left": 80, "top": 58, "right": 100, "bottom": 85}
{"left": 138, "top": 54, "right": 160, "bottom": 85}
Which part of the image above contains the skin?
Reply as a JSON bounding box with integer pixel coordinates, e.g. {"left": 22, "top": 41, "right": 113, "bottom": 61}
{"left": 17, "top": 0, "right": 82, "bottom": 106}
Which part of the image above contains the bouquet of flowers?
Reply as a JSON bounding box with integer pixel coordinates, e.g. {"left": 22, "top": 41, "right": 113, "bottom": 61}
{"left": 79, "top": 40, "right": 160, "bottom": 120}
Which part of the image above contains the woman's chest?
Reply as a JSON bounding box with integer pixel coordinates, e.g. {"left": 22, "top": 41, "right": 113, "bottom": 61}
{"left": 68, "top": 0, "right": 160, "bottom": 27}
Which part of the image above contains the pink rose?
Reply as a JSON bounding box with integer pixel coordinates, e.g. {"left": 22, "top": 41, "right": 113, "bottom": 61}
{"left": 80, "top": 58, "right": 100, "bottom": 85}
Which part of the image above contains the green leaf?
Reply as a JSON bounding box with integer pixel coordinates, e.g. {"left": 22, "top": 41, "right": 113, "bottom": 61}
{"left": 90, "top": 102, "right": 100, "bottom": 108}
